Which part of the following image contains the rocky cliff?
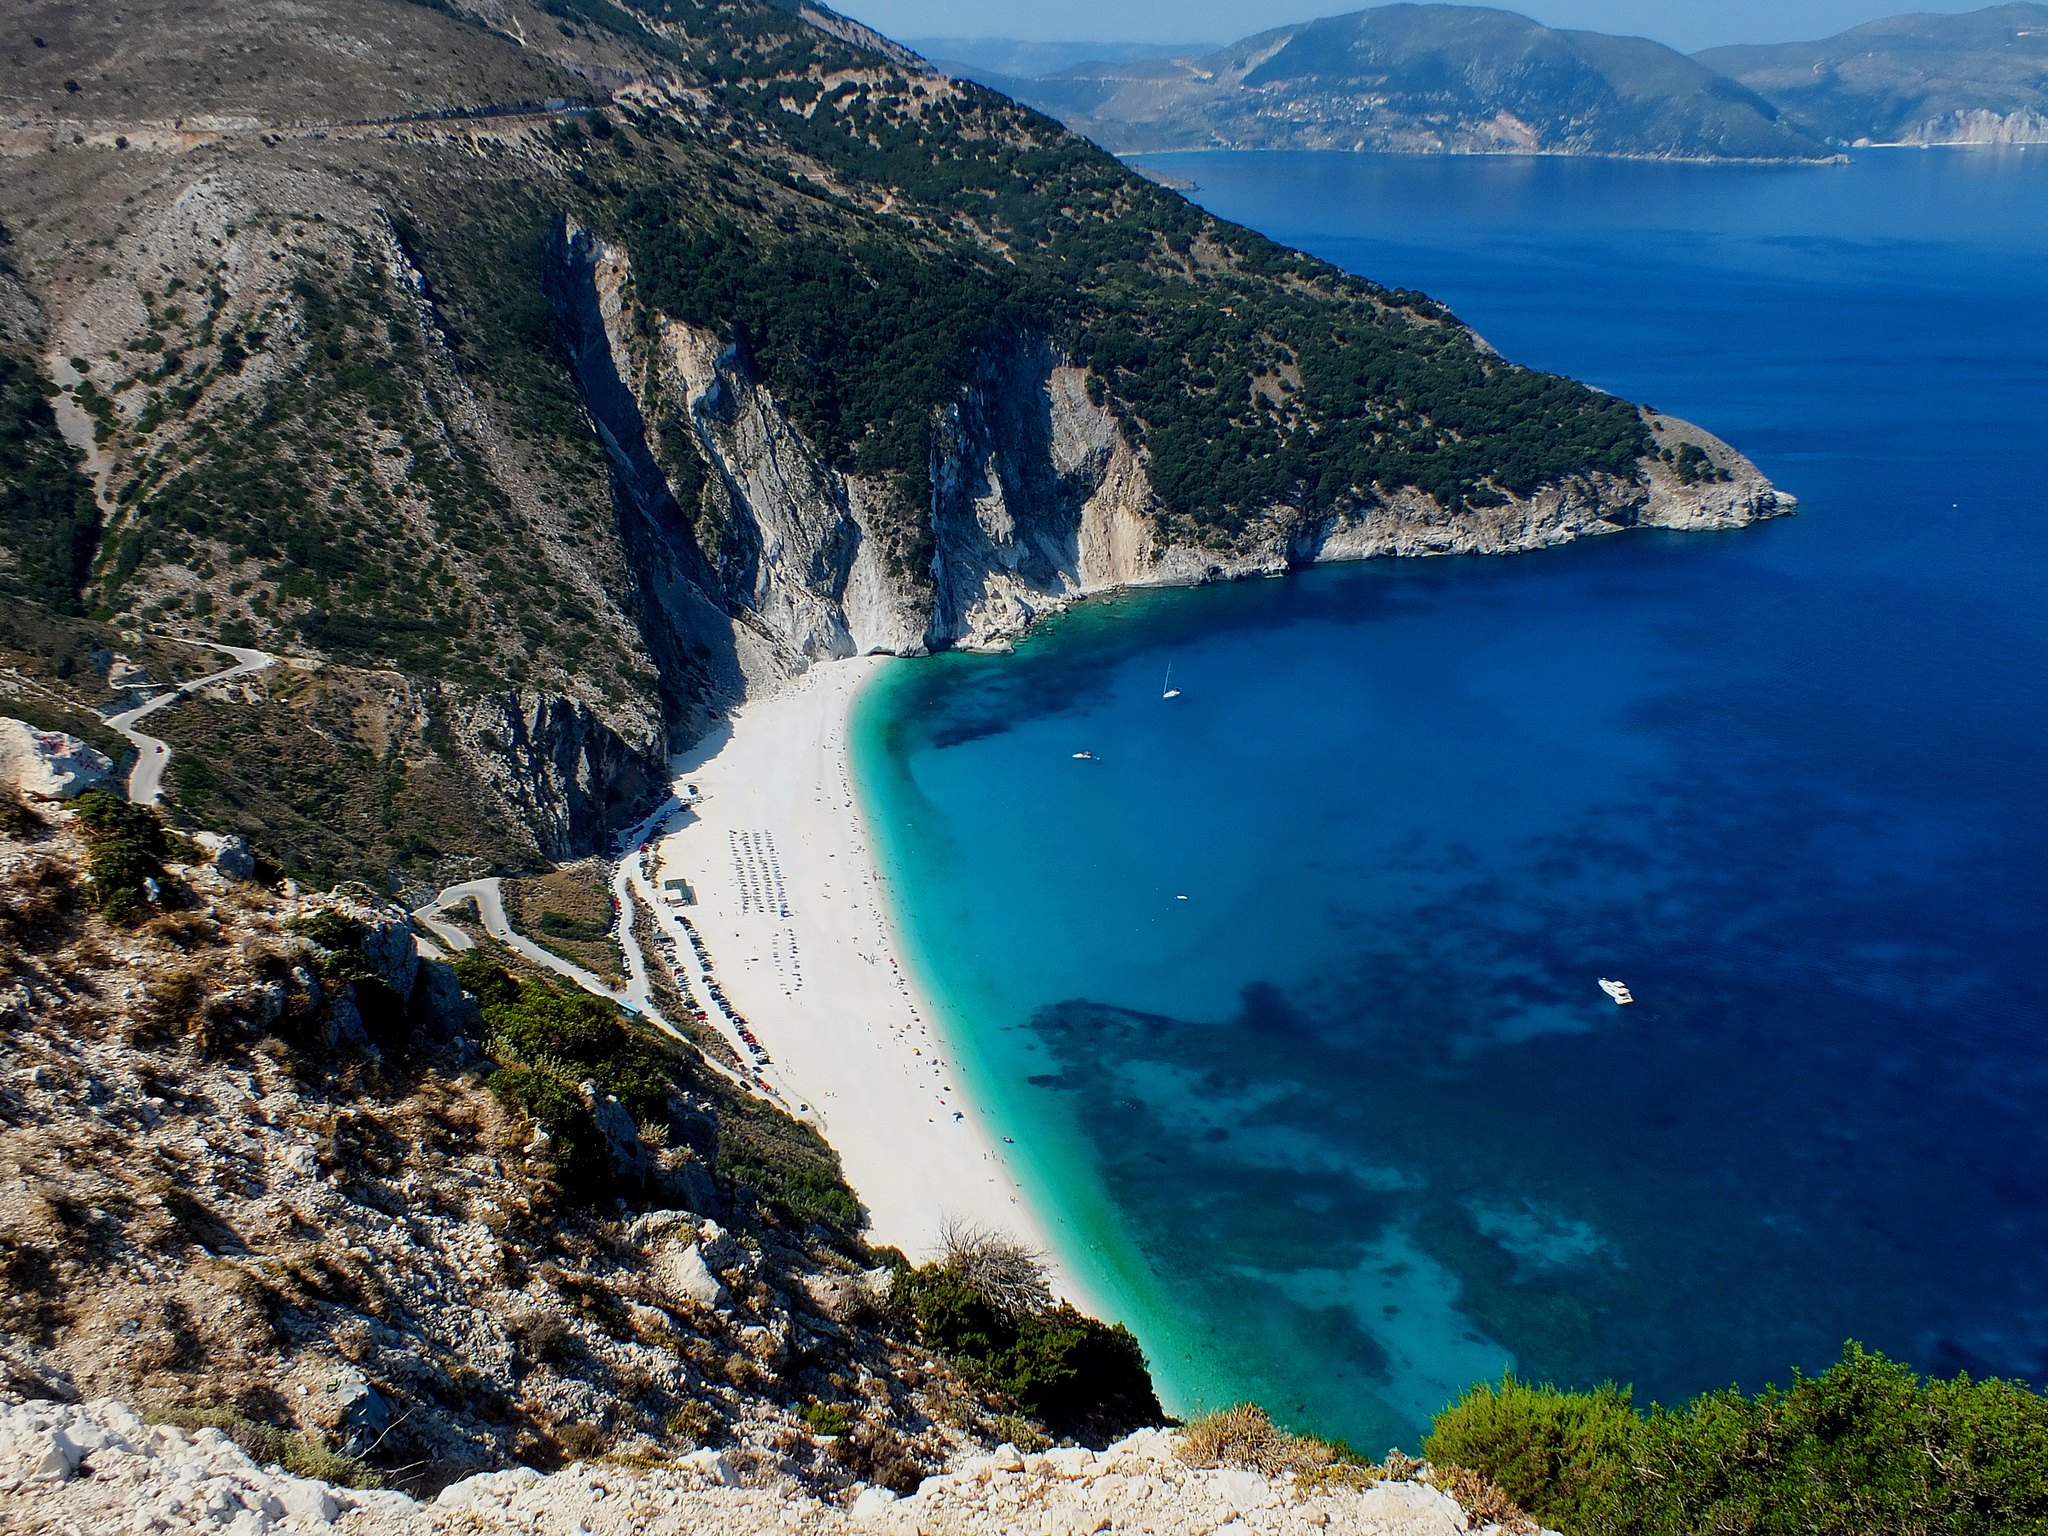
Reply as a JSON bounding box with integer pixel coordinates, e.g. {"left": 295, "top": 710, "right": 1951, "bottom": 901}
{"left": 553, "top": 230, "right": 1787, "bottom": 665}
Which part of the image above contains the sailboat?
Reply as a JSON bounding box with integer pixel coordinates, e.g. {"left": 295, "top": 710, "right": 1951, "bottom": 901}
{"left": 1162, "top": 663, "right": 1181, "bottom": 700}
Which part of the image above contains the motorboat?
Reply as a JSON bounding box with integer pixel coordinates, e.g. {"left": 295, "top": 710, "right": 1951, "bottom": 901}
{"left": 1598, "top": 978, "right": 1634, "bottom": 1005}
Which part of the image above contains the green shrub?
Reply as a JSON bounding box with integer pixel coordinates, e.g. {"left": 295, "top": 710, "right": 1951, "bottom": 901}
{"left": 1423, "top": 1375, "right": 1638, "bottom": 1523}
{"left": 1425, "top": 1343, "right": 2048, "bottom": 1536}
{"left": 456, "top": 954, "right": 869, "bottom": 1231}
{"left": 713, "top": 1084, "right": 864, "bottom": 1237}
{"left": 799, "top": 1399, "right": 852, "bottom": 1436}
{"left": 892, "top": 1261, "right": 1162, "bottom": 1433}
{"left": 72, "top": 789, "right": 173, "bottom": 921}
{"left": 537, "top": 908, "right": 610, "bottom": 942}
{"left": 488, "top": 1064, "right": 606, "bottom": 1199}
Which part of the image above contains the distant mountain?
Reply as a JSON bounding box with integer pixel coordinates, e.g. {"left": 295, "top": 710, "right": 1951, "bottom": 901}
{"left": 905, "top": 37, "right": 1219, "bottom": 79}
{"left": 1696, "top": 2, "right": 2048, "bottom": 146}
{"left": 947, "top": 4, "right": 1836, "bottom": 161}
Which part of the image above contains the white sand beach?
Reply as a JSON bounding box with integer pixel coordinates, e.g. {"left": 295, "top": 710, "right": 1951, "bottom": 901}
{"left": 647, "top": 657, "right": 1082, "bottom": 1297}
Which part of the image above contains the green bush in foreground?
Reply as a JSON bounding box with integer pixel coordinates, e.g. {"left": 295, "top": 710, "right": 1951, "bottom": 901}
{"left": 1426, "top": 1343, "right": 2048, "bottom": 1536}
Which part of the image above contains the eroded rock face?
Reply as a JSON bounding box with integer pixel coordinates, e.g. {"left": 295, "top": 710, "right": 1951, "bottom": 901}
{"left": 0, "top": 719, "right": 113, "bottom": 801}
{"left": 295, "top": 893, "right": 421, "bottom": 1000}
{"left": 548, "top": 233, "right": 1791, "bottom": 689}
{"left": 584, "top": 1081, "right": 650, "bottom": 1184}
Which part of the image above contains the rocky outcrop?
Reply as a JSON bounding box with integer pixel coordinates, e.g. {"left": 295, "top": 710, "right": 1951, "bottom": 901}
{"left": 191, "top": 831, "right": 256, "bottom": 882}
{"left": 551, "top": 236, "right": 1788, "bottom": 685}
{"left": 2, "top": 1405, "right": 1552, "bottom": 1536}
{"left": 0, "top": 719, "right": 112, "bottom": 801}
{"left": 1896, "top": 107, "right": 2048, "bottom": 145}
{"left": 450, "top": 686, "right": 663, "bottom": 862}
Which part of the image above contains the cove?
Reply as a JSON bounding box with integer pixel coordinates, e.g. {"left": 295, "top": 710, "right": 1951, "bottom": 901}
{"left": 852, "top": 148, "right": 2048, "bottom": 1454}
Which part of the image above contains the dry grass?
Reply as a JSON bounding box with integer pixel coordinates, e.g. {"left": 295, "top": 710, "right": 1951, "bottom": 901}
{"left": 1434, "top": 1464, "right": 1538, "bottom": 1534}
{"left": 0, "top": 856, "right": 79, "bottom": 961}
{"left": 0, "top": 790, "right": 49, "bottom": 840}
{"left": 1177, "top": 1404, "right": 1338, "bottom": 1477}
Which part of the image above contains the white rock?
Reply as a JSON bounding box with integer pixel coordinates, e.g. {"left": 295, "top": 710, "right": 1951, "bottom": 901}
{"left": 0, "top": 719, "right": 112, "bottom": 800}
{"left": 434, "top": 1476, "right": 484, "bottom": 1509}
{"left": 1042, "top": 1447, "right": 1094, "bottom": 1478}
{"left": 626, "top": 1301, "right": 677, "bottom": 1334}
{"left": 193, "top": 832, "right": 257, "bottom": 881}
{"left": 849, "top": 1486, "right": 898, "bottom": 1523}
{"left": 1217, "top": 1468, "right": 1273, "bottom": 1511}
{"left": 1355, "top": 1481, "right": 1470, "bottom": 1535}
{"left": 683, "top": 1449, "right": 740, "bottom": 1488}
{"left": 272, "top": 1477, "right": 339, "bottom": 1525}
{"left": 655, "top": 1241, "right": 731, "bottom": 1309}
{"left": 30, "top": 1426, "right": 83, "bottom": 1481}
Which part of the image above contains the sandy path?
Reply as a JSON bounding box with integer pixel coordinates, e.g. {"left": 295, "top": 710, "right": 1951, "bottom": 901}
{"left": 653, "top": 657, "right": 1075, "bottom": 1287}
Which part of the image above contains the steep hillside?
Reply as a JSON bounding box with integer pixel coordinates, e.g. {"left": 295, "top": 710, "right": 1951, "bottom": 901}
{"left": 0, "top": 795, "right": 1163, "bottom": 1492}
{"left": 1697, "top": 2, "right": 2048, "bottom": 146}
{"left": 0, "top": 0, "right": 1786, "bottom": 894}
{"left": 967, "top": 4, "right": 1835, "bottom": 159}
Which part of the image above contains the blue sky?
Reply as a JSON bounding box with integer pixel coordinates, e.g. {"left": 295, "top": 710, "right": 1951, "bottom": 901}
{"left": 848, "top": 0, "right": 1993, "bottom": 54}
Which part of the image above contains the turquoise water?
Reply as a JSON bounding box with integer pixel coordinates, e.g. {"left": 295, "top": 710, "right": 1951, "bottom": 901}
{"left": 851, "top": 149, "right": 2048, "bottom": 1453}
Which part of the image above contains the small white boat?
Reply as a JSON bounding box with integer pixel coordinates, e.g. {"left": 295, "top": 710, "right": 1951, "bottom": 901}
{"left": 1072, "top": 751, "right": 1095, "bottom": 759}
{"left": 1163, "top": 663, "right": 1181, "bottom": 699}
{"left": 1598, "top": 978, "right": 1634, "bottom": 1005}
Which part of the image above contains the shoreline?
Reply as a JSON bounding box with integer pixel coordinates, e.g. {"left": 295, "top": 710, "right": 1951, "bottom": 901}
{"left": 647, "top": 656, "right": 1097, "bottom": 1310}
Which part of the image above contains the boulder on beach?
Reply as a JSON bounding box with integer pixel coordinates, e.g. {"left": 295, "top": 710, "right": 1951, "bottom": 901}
{"left": 0, "top": 719, "right": 113, "bottom": 801}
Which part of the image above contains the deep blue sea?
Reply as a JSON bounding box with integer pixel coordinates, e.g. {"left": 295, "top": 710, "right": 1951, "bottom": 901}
{"left": 852, "top": 149, "right": 2048, "bottom": 1453}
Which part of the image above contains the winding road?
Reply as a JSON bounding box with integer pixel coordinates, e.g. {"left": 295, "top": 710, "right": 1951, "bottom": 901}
{"left": 413, "top": 796, "right": 680, "bottom": 1028}
{"left": 107, "top": 640, "right": 278, "bottom": 805}
{"left": 408, "top": 796, "right": 792, "bottom": 1105}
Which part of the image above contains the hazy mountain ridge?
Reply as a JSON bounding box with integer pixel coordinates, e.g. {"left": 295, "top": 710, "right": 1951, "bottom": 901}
{"left": 1697, "top": 2, "right": 2048, "bottom": 145}
{"left": 941, "top": 4, "right": 1836, "bottom": 160}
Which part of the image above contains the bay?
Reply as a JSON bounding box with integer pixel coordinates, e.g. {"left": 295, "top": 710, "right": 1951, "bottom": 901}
{"left": 853, "top": 148, "right": 2048, "bottom": 1453}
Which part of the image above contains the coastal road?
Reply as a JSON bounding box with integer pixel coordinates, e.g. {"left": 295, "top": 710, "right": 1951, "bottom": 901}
{"left": 612, "top": 795, "right": 797, "bottom": 1099}
{"left": 414, "top": 871, "right": 676, "bottom": 1033}
{"left": 107, "top": 640, "right": 278, "bottom": 805}
{"left": 412, "top": 878, "right": 618, "bottom": 998}
{"left": 414, "top": 859, "right": 790, "bottom": 1105}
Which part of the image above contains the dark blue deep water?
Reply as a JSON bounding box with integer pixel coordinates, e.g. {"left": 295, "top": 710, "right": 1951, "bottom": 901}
{"left": 853, "top": 149, "right": 2048, "bottom": 1452}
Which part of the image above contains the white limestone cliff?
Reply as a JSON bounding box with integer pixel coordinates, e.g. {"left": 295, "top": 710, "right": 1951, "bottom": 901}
{"left": 549, "top": 228, "right": 1791, "bottom": 693}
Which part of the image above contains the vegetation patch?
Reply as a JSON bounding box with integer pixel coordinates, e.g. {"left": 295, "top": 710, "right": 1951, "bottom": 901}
{"left": 150, "top": 676, "right": 539, "bottom": 889}
{"left": 1426, "top": 1344, "right": 2048, "bottom": 1536}
{"left": 0, "top": 351, "right": 101, "bottom": 615}
{"left": 457, "top": 953, "right": 865, "bottom": 1241}
{"left": 152, "top": 1404, "right": 382, "bottom": 1489}
{"left": 504, "top": 864, "right": 626, "bottom": 984}
{"left": 72, "top": 790, "right": 181, "bottom": 923}
{"left": 892, "top": 1223, "right": 1162, "bottom": 1437}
